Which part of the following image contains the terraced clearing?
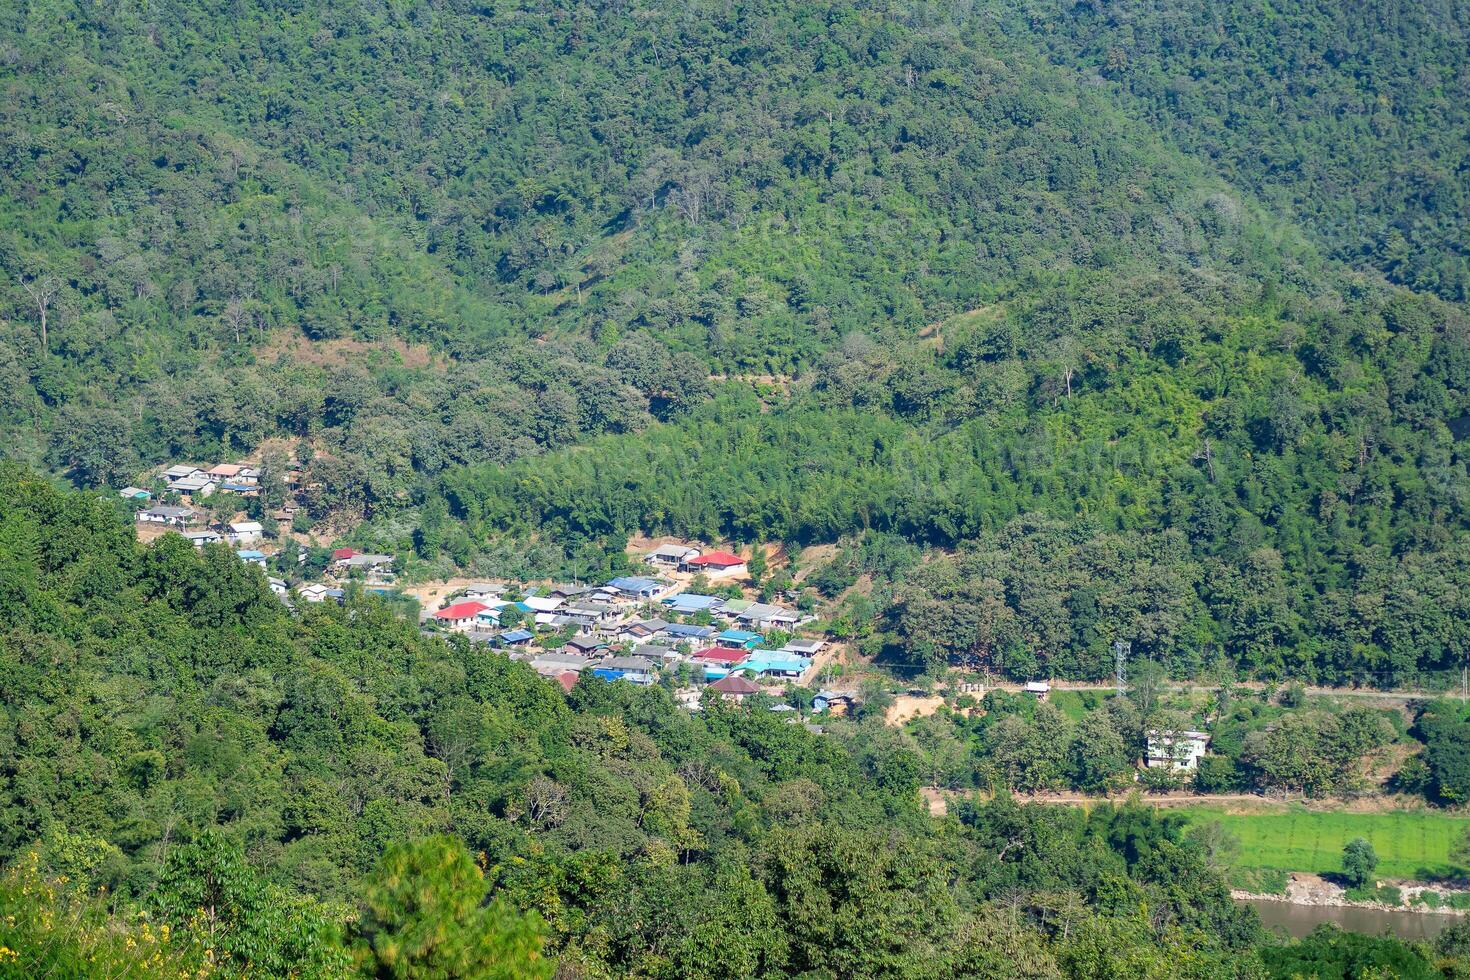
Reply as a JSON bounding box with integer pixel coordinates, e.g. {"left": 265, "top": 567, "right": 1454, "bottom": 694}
{"left": 1179, "top": 807, "right": 1470, "bottom": 881}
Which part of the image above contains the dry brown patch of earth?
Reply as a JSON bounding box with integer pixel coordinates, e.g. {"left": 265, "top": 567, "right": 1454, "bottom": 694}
{"left": 400, "top": 578, "right": 483, "bottom": 615}
{"left": 257, "top": 329, "right": 445, "bottom": 371}
{"left": 887, "top": 694, "right": 946, "bottom": 726}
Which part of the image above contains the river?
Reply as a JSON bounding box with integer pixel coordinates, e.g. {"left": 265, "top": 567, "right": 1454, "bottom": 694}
{"left": 1242, "top": 898, "right": 1462, "bottom": 941}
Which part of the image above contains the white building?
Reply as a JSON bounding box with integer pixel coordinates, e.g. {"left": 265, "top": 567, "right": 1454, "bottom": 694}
{"left": 226, "top": 521, "right": 264, "bottom": 545}
{"left": 137, "top": 505, "right": 195, "bottom": 526}
{"left": 1145, "top": 730, "right": 1211, "bottom": 771}
{"left": 647, "top": 543, "right": 701, "bottom": 568}
{"left": 434, "top": 600, "right": 490, "bottom": 632}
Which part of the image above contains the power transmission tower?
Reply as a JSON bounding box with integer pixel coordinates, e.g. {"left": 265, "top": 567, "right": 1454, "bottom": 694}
{"left": 1114, "top": 640, "right": 1130, "bottom": 695}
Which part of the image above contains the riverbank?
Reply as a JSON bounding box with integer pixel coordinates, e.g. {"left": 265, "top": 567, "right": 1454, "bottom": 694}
{"left": 1233, "top": 873, "right": 1470, "bottom": 917}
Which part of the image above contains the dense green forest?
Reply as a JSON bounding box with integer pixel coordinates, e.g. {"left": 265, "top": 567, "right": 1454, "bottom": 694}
{"left": 3, "top": 0, "right": 1469, "bottom": 677}
{"left": 445, "top": 278, "right": 1470, "bottom": 683}
{"left": 1003, "top": 0, "right": 1470, "bottom": 302}
{"left": 6, "top": 0, "right": 1470, "bottom": 973}
{"left": 9, "top": 467, "right": 1470, "bottom": 977}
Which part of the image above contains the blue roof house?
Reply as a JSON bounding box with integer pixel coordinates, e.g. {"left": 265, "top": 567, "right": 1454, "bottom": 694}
{"left": 663, "top": 593, "right": 723, "bottom": 614}
{"left": 664, "top": 623, "right": 717, "bottom": 641}
{"left": 738, "top": 650, "right": 811, "bottom": 679}
{"left": 591, "top": 656, "right": 657, "bottom": 685}
{"left": 716, "top": 628, "right": 763, "bottom": 650}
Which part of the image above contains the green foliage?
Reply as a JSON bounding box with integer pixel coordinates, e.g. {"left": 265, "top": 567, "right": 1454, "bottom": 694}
{"left": 2, "top": 0, "right": 1470, "bottom": 956}
{"left": 1340, "top": 838, "right": 1379, "bottom": 890}
{"left": 0, "top": 849, "right": 200, "bottom": 979}
{"left": 358, "top": 836, "right": 551, "bottom": 980}
{"left": 1262, "top": 924, "right": 1440, "bottom": 980}
{"left": 0, "top": 0, "right": 1468, "bottom": 693}
{"left": 1238, "top": 708, "right": 1394, "bottom": 797}
{"left": 1011, "top": 0, "right": 1470, "bottom": 303}
{"left": 1417, "top": 701, "right": 1470, "bottom": 804}
{"left": 153, "top": 831, "right": 352, "bottom": 979}
{"left": 0, "top": 467, "right": 1288, "bottom": 976}
{"left": 1227, "top": 867, "right": 1289, "bottom": 897}
{"left": 1342, "top": 884, "right": 1401, "bottom": 906}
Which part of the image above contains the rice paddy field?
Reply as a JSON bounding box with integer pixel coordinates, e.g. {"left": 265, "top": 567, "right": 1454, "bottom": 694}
{"left": 1179, "top": 807, "right": 1470, "bottom": 880}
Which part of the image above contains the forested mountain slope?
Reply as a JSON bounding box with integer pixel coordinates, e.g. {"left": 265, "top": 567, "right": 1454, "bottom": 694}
{"left": 4, "top": 0, "right": 1314, "bottom": 471}
{"left": 5, "top": 3, "right": 1470, "bottom": 972}
{"left": 2, "top": 0, "right": 1469, "bottom": 684}
{"left": 1003, "top": 0, "right": 1470, "bottom": 301}
{"left": 0, "top": 466, "right": 1288, "bottom": 977}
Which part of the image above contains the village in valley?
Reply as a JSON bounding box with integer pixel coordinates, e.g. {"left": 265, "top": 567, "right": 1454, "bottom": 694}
{"left": 101, "top": 461, "right": 1470, "bottom": 931}
{"left": 121, "top": 458, "right": 873, "bottom": 722}
{"left": 115, "top": 457, "right": 1234, "bottom": 778}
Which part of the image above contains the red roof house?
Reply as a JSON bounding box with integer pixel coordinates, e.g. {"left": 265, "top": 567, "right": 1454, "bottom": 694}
{"left": 434, "top": 601, "right": 490, "bottom": 631}
{"left": 556, "top": 671, "right": 579, "bottom": 694}
{"left": 332, "top": 547, "right": 358, "bottom": 561}
{"left": 686, "top": 550, "right": 745, "bottom": 569}
{"left": 684, "top": 550, "right": 748, "bottom": 578}
{"left": 693, "top": 647, "right": 750, "bottom": 665}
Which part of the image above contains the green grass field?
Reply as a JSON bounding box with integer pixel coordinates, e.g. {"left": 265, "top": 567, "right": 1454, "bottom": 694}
{"left": 1179, "top": 807, "right": 1470, "bottom": 881}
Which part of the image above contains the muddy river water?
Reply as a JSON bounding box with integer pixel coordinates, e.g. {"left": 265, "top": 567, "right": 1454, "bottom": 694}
{"left": 1242, "top": 898, "right": 1462, "bottom": 940}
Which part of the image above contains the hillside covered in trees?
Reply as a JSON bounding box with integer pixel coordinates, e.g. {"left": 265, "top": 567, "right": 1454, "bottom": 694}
{"left": 2, "top": 0, "right": 1469, "bottom": 690}
{"left": 9, "top": 467, "right": 1470, "bottom": 977}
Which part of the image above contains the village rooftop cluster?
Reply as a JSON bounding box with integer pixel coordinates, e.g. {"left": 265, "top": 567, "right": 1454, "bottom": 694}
{"left": 120, "top": 465, "right": 1214, "bottom": 756}
{"left": 122, "top": 466, "right": 852, "bottom": 716}
{"left": 422, "top": 547, "right": 850, "bottom": 712}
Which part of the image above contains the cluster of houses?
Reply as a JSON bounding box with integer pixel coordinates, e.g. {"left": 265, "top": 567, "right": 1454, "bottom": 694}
{"left": 135, "top": 505, "right": 272, "bottom": 564}
{"left": 140, "top": 462, "right": 266, "bottom": 499}
{"left": 283, "top": 548, "right": 397, "bottom": 603}
{"left": 424, "top": 563, "right": 840, "bottom": 707}
{"left": 122, "top": 459, "right": 304, "bottom": 522}
{"left": 127, "top": 461, "right": 396, "bottom": 605}
{"left": 644, "top": 545, "right": 750, "bottom": 578}
{"left": 431, "top": 571, "right": 807, "bottom": 638}
{"left": 127, "top": 512, "right": 854, "bottom": 714}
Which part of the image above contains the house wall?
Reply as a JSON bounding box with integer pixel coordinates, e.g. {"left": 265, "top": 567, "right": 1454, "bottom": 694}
{"left": 695, "top": 563, "right": 747, "bottom": 579}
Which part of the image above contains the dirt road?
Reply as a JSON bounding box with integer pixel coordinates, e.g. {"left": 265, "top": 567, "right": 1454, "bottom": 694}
{"left": 921, "top": 788, "right": 1286, "bottom": 817}
{"left": 984, "top": 680, "right": 1460, "bottom": 703}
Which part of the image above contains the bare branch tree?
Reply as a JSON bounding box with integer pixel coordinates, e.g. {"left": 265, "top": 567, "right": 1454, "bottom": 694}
{"left": 19, "top": 273, "right": 60, "bottom": 352}
{"left": 522, "top": 776, "right": 569, "bottom": 831}
{"left": 223, "top": 295, "right": 250, "bottom": 345}
{"left": 672, "top": 164, "right": 716, "bottom": 226}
